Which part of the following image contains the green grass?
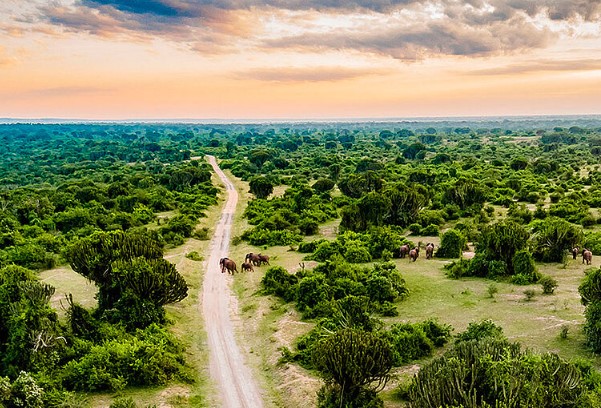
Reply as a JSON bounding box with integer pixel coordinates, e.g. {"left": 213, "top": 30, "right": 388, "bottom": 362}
{"left": 390, "top": 257, "right": 595, "bottom": 362}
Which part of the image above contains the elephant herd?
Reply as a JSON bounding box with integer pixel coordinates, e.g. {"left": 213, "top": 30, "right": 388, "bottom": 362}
{"left": 219, "top": 252, "right": 270, "bottom": 275}
{"left": 400, "top": 243, "right": 435, "bottom": 262}
{"left": 219, "top": 245, "right": 594, "bottom": 274}
{"left": 572, "top": 247, "right": 593, "bottom": 265}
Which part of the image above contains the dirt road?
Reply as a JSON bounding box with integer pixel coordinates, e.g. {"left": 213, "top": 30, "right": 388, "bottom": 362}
{"left": 202, "top": 156, "right": 264, "bottom": 408}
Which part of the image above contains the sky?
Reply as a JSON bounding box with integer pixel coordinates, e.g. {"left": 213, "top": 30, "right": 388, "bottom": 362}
{"left": 1, "top": 0, "right": 601, "bottom": 120}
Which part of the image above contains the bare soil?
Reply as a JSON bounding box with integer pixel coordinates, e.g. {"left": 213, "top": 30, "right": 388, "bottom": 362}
{"left": 202, "top": 155, "right": 265, "bottom": 408}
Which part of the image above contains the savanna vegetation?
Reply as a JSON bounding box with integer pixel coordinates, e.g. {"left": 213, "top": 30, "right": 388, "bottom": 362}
{"left": 214, "top": 117, "right": 601, "bottom": 407}
{"left": 4, "top": 118, "right": 601, "bottom": 407}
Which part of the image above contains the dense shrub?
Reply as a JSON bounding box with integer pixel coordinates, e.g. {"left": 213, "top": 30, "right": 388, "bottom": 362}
{"left": 296, "top": 274, "right": 331, "bottom": 312}
{"left": 511, "top": 250, "right": 540, "bottom": 284}
{"left": 531, "top": 217, "right": 583, "bottom": 263}
{"left": 436, "top": 229, "right": 466, "bottom": 258}
{"left": 312, "top": 329, "right": 393, "bottom": 408}
{"left": 409, "top": 338, "right": 590, "bottom": 408}
{"left": 540, "top": 275, "right": 559, "bottom": 294}
{"left": 580, "top": 268, "right": 601, "bottom": 352}
{"left": 420, "top": 224, "right": 439, "bottom": 236}
{"left": 344, "top": 242, "right": 372, "bottom": 263}
{"left": 241, "top": 228, "right": 303, "bottom": 246}
{"left": 61, "top": 325, "right": 188, "bottom": 391}
{"left": 443, "top": 258, "right": 471, "bottom": 279}
{"left": 383, "top": 321, "right": 451, "bottom": 365}
{"left": 455, "top": 319, "right": 504, "bottom": 343}
{"left": 261, "top": 266, "right": 299, "bottom": 302}
{"left": 297, "top": 239, "right": 327, "bottom": 253}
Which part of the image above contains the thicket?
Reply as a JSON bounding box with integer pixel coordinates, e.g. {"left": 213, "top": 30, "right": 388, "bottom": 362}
{"left": 0, "top": 124, "right": 219, "bottom": 270}
{"left": 223, "top": 120, "right": 601, "bottom": 406}
{"left": 579, "top": 267, "right": 601, "bottom": 351}
{"left": 408, "top": 338, "right": 599, "bottom": 408}
{"left": 240, "top": 185, "right": 337, "bottom": 246}
{"left": 0, "top": 124, "right": 228, "bottom": 404}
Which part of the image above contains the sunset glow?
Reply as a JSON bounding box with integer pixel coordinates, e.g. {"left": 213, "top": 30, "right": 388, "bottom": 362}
{"left": 2, "top": 0, "right": 601, "bottom": 119}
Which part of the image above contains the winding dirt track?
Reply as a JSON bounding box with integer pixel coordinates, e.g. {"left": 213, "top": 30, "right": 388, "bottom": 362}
{"left": 202, "top": 155, "right": 264, "bottom": 408}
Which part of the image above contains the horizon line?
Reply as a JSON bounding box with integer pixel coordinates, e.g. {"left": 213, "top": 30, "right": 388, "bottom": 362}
{"left": 2, "top": 113, "right": 601, "bottom": 125}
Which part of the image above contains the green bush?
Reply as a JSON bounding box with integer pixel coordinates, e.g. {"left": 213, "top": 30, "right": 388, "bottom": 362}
{"left": 584, "top": 232, "right": 601, "bottom": 255}
{"left": 443, "top": 258, "right": 471, "bottom": 279}
{"left": 409, "top": 338, "right": 588, "bottom": 408}
{"left": 524, "top": 289, "right": 536, "bottom": 301}
{"left": 110, "top": 398, "right": 137, "bottom": 408}
{"left": 455, "top": 319, "right": 504, "bottom": 343}
{"left": 540, "top": 275, "right": 559, "bottom": 294}
{"left": 61, "top": 325, "right": 188, "bottom": 391}
{"left": 296, "top": 275, "right": 331, "bottom": 312}
{"left": 420, "top": 319, "right": 453, "bottom": 347}
{"left": 408, "top": 224, "right": 422, "bottom": 235}
{"left": 436, "top": 229, "right": 466, "bottom": 258}
{"left": 344, "top": 242, "right": 372, "bottom": 263}
{"left": 365, "top": 276, "right": 397, "bottom": 303}
{"left": 261, "top": 266, "right": 299, "bottom": 302}
{"left": 298, "top": 218, "right": 319, "bottom": 235}
{"left": 242, "top": 228, "right": 303, "bottom": 246}
{"left": 512, "top": 250, "right": 539, "bottom": 282}
{"left": 382, "top": 321, "right": 451, "bottom": 366}
{"left": 311, "top": 241, "right": 341, "bottom": 261}
{"left": 420, "top": 224, "right": 439, "bottom": 236}
{"left": 185, "top": 251, "right": 203, "bottom": 261}
{"left": 297, "top": 239, "right": 327, "bottom": 253}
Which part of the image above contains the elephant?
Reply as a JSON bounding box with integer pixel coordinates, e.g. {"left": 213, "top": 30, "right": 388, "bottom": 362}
{"left": 245, "top": 253, "right": 261, "bottom": 266}
{"left": 241, "top": 262, "right": 254, "bottom": 272}
{"left": 257, "top": 254, "right": 270, "bottom": 265}
{"left": 425, "top": 243, "right": 434, "bottom": 259}
{"left": 409, "top": 247, "right": 420, "bottom": 262}
{"left": 399, "top": 244, "right": 410, "bottom": 259}
{"left": 220, "top": 257, "right": 237, "bottom": 274}
{"left": 583, "top": 249, "right": 593, "bottom": 265}
{"left": 572, "top": 247, "right": 579, "bottom": 260}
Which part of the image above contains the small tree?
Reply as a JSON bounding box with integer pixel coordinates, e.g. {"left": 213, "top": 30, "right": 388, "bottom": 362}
{"left": 531, "top": 217, "right": 583, "bottom": 263}
{"left": 436, "top": 229, "right": 466, "bottom": 258}
{"left": 312, "top": 328, "right": 393, "bottom": 407}
{"left": 474, "top": 221, "right": 529, "bottom": 275}
{"left": 249, "top": 176, "right": 274, "bottom": 199}
{"left": 579, "top": 268, "right": 601, "bottom": 351}
{"left": 512, "top": 250, "right": 539, "bottom": 284}
{"left": 67, "top": 231, "right": 187, "bottom": 329}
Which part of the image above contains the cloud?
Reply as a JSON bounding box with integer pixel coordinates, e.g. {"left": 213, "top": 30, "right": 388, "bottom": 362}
{"left": 470, "top": 59, "right": 601, "bottom": 75}
{"left": 22, "top": 86, "right": 113, "bottom": 97}
{"left": 235, "top": 66, "right": 390, "bottom": 82}
{"left": 39, "top": 1, "right": 260, "bottom": 47}
{"left": 264, "top": 16, "right": 553, "bottom": 60}
{"left": 29, "top": 0, "right": 601, "bottom": 59}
